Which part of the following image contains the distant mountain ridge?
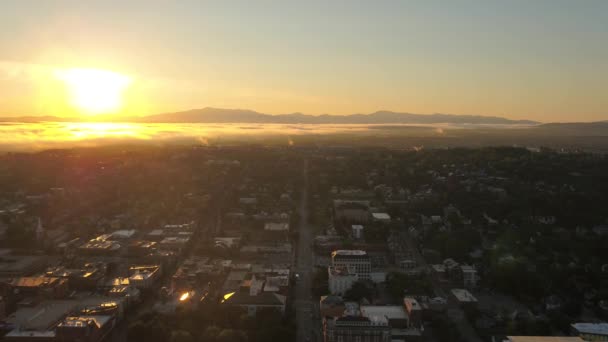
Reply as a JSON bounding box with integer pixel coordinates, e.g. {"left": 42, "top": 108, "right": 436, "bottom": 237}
{"left": 2, "top": 108, "right": 608, "bottom": 138}
{"left": 535, "top": 121, "right": 608, "bottom": 136}
{"left": 139, "top": 107, "right": 539, "bottom": 125}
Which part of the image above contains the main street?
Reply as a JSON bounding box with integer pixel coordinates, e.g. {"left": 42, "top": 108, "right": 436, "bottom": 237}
{"left": 295, "top": 158, "right": 318, "bottom": 342}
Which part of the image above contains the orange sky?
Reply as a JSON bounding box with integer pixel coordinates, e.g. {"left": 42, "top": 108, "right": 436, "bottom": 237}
{"left": 0, "top": 1, "right": 606, "bottom": 122}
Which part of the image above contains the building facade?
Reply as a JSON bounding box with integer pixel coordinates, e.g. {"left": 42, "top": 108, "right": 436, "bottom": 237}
{"left": 328, "top": 266, "right": 358, "bottom": 295}
{"left": 324, "top": 315, "right": 391, "bottom": 342}
{"left": 331, "top": 250, "right": 371, "bottom": 280}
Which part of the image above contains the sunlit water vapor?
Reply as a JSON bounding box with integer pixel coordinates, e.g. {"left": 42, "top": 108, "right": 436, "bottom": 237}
{"left": 0, "top": 122, "right": 531, "bottom": 151}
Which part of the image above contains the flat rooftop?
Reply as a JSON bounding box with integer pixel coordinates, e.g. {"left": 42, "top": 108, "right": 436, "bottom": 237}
{"left": 507, "top": 337, "right": 585, "bottom": 342}
{"left": 264, "top": 222, "right": 289, "bottom": 231}
{"left": 58, "top": 315, "right": 112, "bottom": 329}
{"left": 111, "top": 229, "right": 137, "bottom": 239}
{"left": 571, "top": 322, "right": 608, "bottom": 335}
{"left": 451, "top": 288, "right": 478, "bottom": 302}
{"left": 372, "top": 213, "right": 391, "bottom": 220}
{"left": 332, "top": 250, "right": 367, "bottom": 257}
{"left": 361, "top": 305, "right": 408, "bottom": 320}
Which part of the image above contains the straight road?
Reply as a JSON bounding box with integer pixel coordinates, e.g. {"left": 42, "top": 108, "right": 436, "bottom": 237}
{"left": 295, "top": 159, "right": 316, "bottom": 342}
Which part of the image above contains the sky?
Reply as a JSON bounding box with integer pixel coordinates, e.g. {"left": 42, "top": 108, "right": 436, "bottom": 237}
{"left": 0, "top": 0, "right": 607, "bottom": 122}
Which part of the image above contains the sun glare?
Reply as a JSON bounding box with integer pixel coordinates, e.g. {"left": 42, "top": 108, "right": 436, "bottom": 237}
{"left": 55, "top": 68, "right": 132, "bottom": 115}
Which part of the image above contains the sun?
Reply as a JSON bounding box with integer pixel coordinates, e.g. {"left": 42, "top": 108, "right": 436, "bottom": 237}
{"left": 55, "top": 68, "right": 132, "bottom": 115}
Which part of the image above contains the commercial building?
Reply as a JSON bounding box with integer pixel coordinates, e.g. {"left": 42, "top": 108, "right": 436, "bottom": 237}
{"left": 324, "top": 310, "right": 391, "bottom": 342}
{"left": 360, "top": 305, "right": 409, "bottom": 328}
{"left": 331, "top": 250, "right": 371, "bottom": 280}
{"left": 7, "top": 276, "right": 68, "bottom": 300}
{"left": 56, "top": 316, "right": 115, "bottom": 342}
{"left": 352, "top": 225, "right": 364, "bottom": 239}
{"left": 328, "top": 266, "right": 358, "bottom": 295}
{"left": 222, "top": 289, "right": 286, "bottom": 317}
{"left": 77, "top": 237, "right": 121, "bottom": 256}
{"left": 45, "top": 263, "right": 106, "bottom": 291}
{"left": 127, "top": 240, "right": 157, "bottom": 257}
{"left": 371, "top": 212, "right": 391, "bottom": 223}
{"left": 3, "top": 297, "right": 123, "bottom": 342}
{"left": 128, "top": 265, "right": 161, "bottom": 289}
{"left": 461, "top": 265, "right": 478, "bottom": 288}
{"left": 333, "top": 200, "right": 371, "bottom": 223}
{"left": 158, "top": 236, "right": 191, "bottom": 252}
{"left": 451, "top": 288, "right": 478, "bottom": 307}
{"left": 0, "top": 255, "right": 47, "bottom": 277}
{"left": 110, "top": 229, "right": 137, "bottom": 240}
{"left": 403, "top": 297, "right": 423, "bottom": 327}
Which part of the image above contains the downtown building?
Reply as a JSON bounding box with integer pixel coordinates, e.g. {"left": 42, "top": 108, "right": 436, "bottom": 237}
{"left": 331, "top": 250, "right": 371, "bottom": 280}
{"left": 323, "top": 303, "right": 391, "bottom": 342}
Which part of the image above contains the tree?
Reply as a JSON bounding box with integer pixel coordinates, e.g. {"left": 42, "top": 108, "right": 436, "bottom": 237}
{"left": 431, "top": 316, "right": 464, "bottom": 342}
{"left": 217, "top": 329, "right": 247, "bottom": 342}
{"left": 344, "top": 281, "right": 372, "bottom": 301}
{"left": 170, "top": 330, "right": 194, "bottom": 342}
{"left": 312, "top": 268, "right": 328, "bottom": 297}
{"left": 127, "top": 317, "right": 169, "bottom": 342}
{"left": 386, "top": 272, "right": 432, "bottom": 298}
{"left": 201, "top": 325, "right": 221, "bottom": 342}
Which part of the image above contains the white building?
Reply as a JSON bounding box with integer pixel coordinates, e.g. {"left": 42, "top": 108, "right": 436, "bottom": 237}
{"left": 352, "top": 225, "right": 364, "bottom": 239}
{"left": 451, "top": 288, "right": 478, "bottom": 306}
{"left": 328, "top": 266, "right": 358, "bottom": 295}
{"left": 461, "top": 265, "right": 478, "bottom": 288}
{"left": 371, "top": 213, "right": 391, "bottom": 223}
{"left": 331, "top": 250, "right": 371, "bottom": 280}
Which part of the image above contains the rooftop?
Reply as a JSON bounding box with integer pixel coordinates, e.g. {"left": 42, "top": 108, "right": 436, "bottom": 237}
{"left": 148, "top": 229, "right": 164, "bottom": 236}
{"left": 222, "top": 292, "right": 286, "bottom": 306}
{"left": 160, "top": 236, "right": 190, "bottom": 244}
{"left": 129, "top": 265, "right": 160, "bottom": 280}
{"left": 111, "top": 229, "right": 137, "bottom": 239}
{"left": 507, "top": 337, "right": 585, "bottom": 342}
{"left": 79, "top": 239, "right": 121, "bottom": 251}
{"left": 360, "top": 305, "right": 408, "bottom": 320}
{"left": 7, "top": 300, "right": 77, "bottom": 330}
{"left": 332, "top": 250, "right": 367, "bottom": 257}
{"left": 451, "top": 288, "right": 478, "bottom": 302}
{"left": 0, "top": 255, "right": 46, "bottom": 275}
{"left": 571, "top": 322, "right": 608, "bottom": 335}
{"left": 58, "top": 315, "right": 113, "bottom": 329}
{"left": 371, "top": 212, "right": 391, "bottom": 220}
{"left": 264, "top": 222, "right": 289, "bottom": 231}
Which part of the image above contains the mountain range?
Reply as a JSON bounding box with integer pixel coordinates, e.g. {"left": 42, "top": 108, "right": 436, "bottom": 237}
{"left": 2, "top": 108, "right": 608, "bottom": 136}
{"left": 0, "top": 107, "right": 539, "bottom": 125}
